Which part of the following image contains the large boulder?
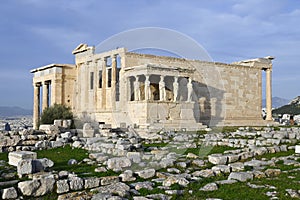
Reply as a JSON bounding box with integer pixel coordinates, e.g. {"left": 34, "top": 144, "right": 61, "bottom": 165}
{"left": 17, "top": 159, "right": 34, "bottom": 176}
{"left": 69, "top": 176, "right": 84, "bottom": 191}
{"left": 199, "top": 183, "right": 218, "bottom": 191}
{"left": 136, "top": 169, "right": 156, "bottom": 179}
{"left": 107, "top": 157, "right": 131, "bottom": 171}
{"left": 56, "top": 179, "right": 69, "bottom": 194}
{"left": 1, "top": 187, "right": 18, "bottom": 199}
{"left": 39, "top": 125, "right": 60, "bottom": 135}
{"left": 18, "top": 176, "right": 55, "bottom": 196}
{"left": 17, "top": 158, "right": 54, "bottom": 176}
{"left": 83, "top": 123, "right": 95, "bottom": 138}
{"left": 34, "top": 158, "right": 54, "bottom": 171}
{"left": 84, "top": 177, "right": 100, "bottom": 189}
{"left": 91, "top": 182, "right": 130, "bottom": 197}
{"left": 0, "top": 135, "right": 21, "bottom": 148}
{"left": 208, "top": 154, "right": 228, "bottom": 165}
{"left": 228, "top": 172, "right": 253, "bottom": 182}
{"left": 8, "top": 151, "right": 37, "bottom": 166}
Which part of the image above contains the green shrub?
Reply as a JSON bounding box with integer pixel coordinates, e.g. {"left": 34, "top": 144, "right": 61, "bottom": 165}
{"left": 40, "top": 103, "right": 73, "bottom": 125}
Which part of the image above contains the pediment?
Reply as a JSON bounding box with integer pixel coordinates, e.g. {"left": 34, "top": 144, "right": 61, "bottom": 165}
{"left": 72, "top": 43, "right": 89, "bottom": 54}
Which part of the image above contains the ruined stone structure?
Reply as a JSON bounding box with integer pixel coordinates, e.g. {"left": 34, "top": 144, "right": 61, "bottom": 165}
{"left": 31, "top": 44, "right": 274, "bottom": 130}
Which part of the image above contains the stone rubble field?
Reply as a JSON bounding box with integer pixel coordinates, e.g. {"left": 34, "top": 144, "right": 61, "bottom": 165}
{"left": 0, "top": 126, "right": 300, "bottom": 199}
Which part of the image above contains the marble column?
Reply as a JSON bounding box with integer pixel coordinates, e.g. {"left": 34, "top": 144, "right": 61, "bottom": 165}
{"left": 111, "top": 55, "right": 117, "bottom": 109}
{"left": 187, "top": 78, "right": 193, "bottom": 102}
{"left": 173, "top": 77, "right": 178, "bottom": 102}
{"left": 134, "top": 76, "right": 140, "bottom": 101}
{"left": 33, "top": 82, "right": 41, "bottom": 129}
{"left": 102, "top": 57, "right": 107, "bottom": 109}
{"left": 266, "top": 68, "right": 272, "bottom": 121}
{"left": 42, "top": 81, "right": 50, "bottom": 111}
{"left": 145, "top": 75, "right": 150, "bottom": 101}
{"left": 159, "top": 75, "right": 165, "bottom": 101}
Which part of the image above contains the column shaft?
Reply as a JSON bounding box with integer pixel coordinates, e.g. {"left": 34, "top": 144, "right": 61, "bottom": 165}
{"left": 42, "top": 81, "right": 49, "bottom": 111}
{"left": 102, "top": 58, "right": 107, "bottom": 109}
{"left": 145, "top": 75, "right": 150, "bottom": 100}
{"left": 173, "top": 77, "right": 178, "bottom": 102}
{"left": 111, "top": 55, "right": 117, "bottom": 109}
{"left": 266, "top": 68, "right": 272, "bottom": 120}
{"left": 33, "top": 83, "right": 41, "bottom": 129}
{"left": 134, "top": 76, "right": 140, "bottom": 101}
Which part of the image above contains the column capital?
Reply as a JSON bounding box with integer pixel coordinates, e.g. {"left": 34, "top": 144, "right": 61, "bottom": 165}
{"left": 44, "top": 80, "right": 50, "bottom": 85}
{"left": 34, "top": 82, "right": 41, "bottom": 87}
{"left": 111, "top": 54, "right": 117, "bottom": 60}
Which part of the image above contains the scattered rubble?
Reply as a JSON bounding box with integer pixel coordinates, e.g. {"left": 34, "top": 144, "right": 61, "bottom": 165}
{"left": 0, "top": 124, "right": 300, "bottom": 199}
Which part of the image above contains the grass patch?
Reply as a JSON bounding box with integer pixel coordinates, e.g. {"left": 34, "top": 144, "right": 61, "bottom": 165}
{"left": 36, "top": 145, "right": 118, "bottom": 177}
{"left": 143, "top": 143, "right": 168, "bottom": 148}
{"left": 254, "top": 149, "right": 295, "bottom": 160}
{"left": 177, "top": 181, "right": 269, "bottom": 200}
{"left": 0, "top": 152, "right": 8, "bottom": 162}
{"left": 138, "top": 186, "right": 165, "bottom": 196}
{"left": 210, "top": 126, "right": 240, "bottom": 133}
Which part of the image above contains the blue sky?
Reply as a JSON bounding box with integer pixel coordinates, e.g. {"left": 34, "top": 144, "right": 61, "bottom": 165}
{"left": 0, "top": 0, "right": 299, "bottom": 109}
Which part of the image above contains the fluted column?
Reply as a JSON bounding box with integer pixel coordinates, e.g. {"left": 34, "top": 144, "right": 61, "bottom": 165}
{"left": 145, "top": 75, "right": 150, "bottom": 101}
{"left": 42, "top": 81, "right": 50, "bottom": 111}
{"left": 173, "top": 77, "right": 178, "bottom": 102}
{"left": 111, "top": 55, "right": 117, "bottom": 109}
{"left": 266, "top": 68, "right": 272, "bottom": 121}
{"left": 102, "top": 58, "right": 107, "bottom": 109}
{"left": 159, "top": 75, "right": 165, "bottom": 101}
{"left": 33, "top": 82, "right": 41, "bottom": 129}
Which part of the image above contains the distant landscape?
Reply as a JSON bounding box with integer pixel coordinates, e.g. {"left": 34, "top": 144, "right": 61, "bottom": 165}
{"left": 0, "top": 96, "right": 293, "bottom": 117}
{"left": 0, "top": 106, "right": 32, "bottom": 117}
{"left": 262, "top": 97, "right": 290, "bottom": 108}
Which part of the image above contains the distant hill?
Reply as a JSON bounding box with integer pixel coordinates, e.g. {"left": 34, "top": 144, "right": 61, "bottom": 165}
{"left": 0, "top": 106, "right": 32, "bottom": 117}
{"left": 262, "top": 97, "right": 290, "bottom": 108}
{"left": 273, "top": 96, "right": 300, "bottom": 115}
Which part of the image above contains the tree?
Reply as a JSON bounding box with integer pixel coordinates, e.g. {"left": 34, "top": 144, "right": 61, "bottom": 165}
{"left": 40, "top": 104, "right": 73, "bottom": 125}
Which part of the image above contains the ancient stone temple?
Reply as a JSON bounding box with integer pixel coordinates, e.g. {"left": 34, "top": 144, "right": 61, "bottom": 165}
{"left": 31, "top": 44, "right": 274, "bottom": 130}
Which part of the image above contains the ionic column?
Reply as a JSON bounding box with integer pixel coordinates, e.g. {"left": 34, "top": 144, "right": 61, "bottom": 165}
{"left": 102, "top": 58, "right": 107, "bottom": 109}
{"left": 42, "top": 81, "right": 50, "bottom": 111}
{"left": 111, "top": 55, "right": 117, "bottom": 108}
{"left": 33, "top": 82, "right": 41, "bottom": 129}
{"left": 134, "top": 76, "right": 140, "bottom": 101}
{"left": 187, "top": 78, "right": 193, "bottom": 102}
{"left": 159, "top": 75, "right": 165, "bottom": 101}
{"left": 144, "top": 75, "right": 150, "bottom": 101}
{"left": 173, "top": 77, "right": 178, "bottom": 102}
{"left": 266, "top": 68, "right": 272, "bottom": 121}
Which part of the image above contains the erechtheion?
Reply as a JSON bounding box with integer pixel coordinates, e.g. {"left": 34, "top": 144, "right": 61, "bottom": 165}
{"left": 31, "top": 44, "right": 274, "bottom": 130}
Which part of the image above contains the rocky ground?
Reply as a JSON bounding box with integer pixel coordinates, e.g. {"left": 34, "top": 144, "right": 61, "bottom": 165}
{"left": 0, "top": 126, "right": 300, "bottom": 199}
